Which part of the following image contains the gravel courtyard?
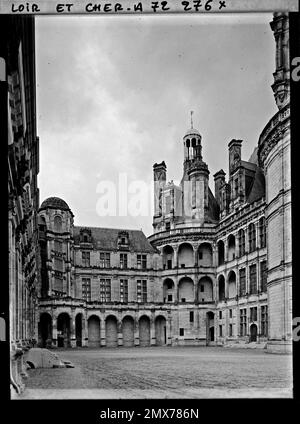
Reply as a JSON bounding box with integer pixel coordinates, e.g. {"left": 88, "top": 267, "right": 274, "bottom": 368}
{"left": 18, "top": 346, "right": 293, "bottom": 399}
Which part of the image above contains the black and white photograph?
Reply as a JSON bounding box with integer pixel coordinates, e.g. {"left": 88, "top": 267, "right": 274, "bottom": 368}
{"left": 1, "top": 0, "right": 300, "bottom": 406}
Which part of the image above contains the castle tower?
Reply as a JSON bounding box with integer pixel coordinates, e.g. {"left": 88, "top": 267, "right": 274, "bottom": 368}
{"left": 258, "top": 12, "right": 292, "bottom": 353}
{"left": 183, "top": 120, "right": 210, "bottom": 223}
{"left": 38, "top": 197, "right": 74, "bottom": 299}
{"left": 153, "top": 161, "right": 167, "bottom": 218}
{"left": 270, "top": 12, "right": 290, "bottom": 110}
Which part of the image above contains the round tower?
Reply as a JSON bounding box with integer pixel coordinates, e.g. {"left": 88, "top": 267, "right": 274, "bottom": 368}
{"left": 38, "top": 197, "right": 74, "bottom": 299}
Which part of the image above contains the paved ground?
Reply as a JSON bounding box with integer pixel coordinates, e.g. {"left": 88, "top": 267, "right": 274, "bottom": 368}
{"left": 17, "top": 346, "right": 293, "bottom": 399}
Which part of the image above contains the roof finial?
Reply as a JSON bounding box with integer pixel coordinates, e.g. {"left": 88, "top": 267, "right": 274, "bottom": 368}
{"left": 190, "top": 110, "right": 194, "bottom": 129}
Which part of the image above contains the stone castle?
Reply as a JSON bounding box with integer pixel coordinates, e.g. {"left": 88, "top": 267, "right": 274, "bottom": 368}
{"left": 5, "top": 13, "right": 292, "bottom": 395}
{"left": 35, "top": 13, "right": 291, "bottom": 354}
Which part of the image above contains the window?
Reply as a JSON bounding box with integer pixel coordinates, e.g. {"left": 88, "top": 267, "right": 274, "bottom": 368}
{"left": 249, "top": 264, "right": 257, "bottom": 294}
{"left": 239, "top": 268, "right": 246, "bottom": 296}
{"left": 234, "top": 178, "right": 239, "bottom": 198}
{"left": 179, "top": 328, "right": 184, "bottom": 336}
{"left": 82, "top": 251, "right": 90, "bottom": 267}
{"left": 100, "top": 252, "right": 110, "bottom": 268}
{"left": 240, "top": 308, "right": 247, "bottom": 336}
{"left": 118, "top": 231, "right": 129, "bottom": 246}
{"left": 167, "top": 259, "right": 172, "bottom": 269}
{"left": 219, "top": 311, "right": 222, "bottom": 319}
{"left": 260, "top": 261, "right": 267, "bottom": 292}
{"left": 190, "top": 311, "right": 194, "bottom": 323}
{"left": 120, "top": 253, "right": 128, "bottom": 269}
{"left": 219, "top": 325, "right": 223, "bottom": 337}
{"left": 238, "top": 229, "right": 245, "bottom": 257}
{"left": 261, "top": 306, "right": 268, "bottom": 337}
{"left": 250, "top": 307, "right": 257, "bottom": 322}
{"left": 137, "top": 254, "right": 147, "bottom": 269}
{"left": 54, "top": 215, "right": 62, "bottom": 232}
{"left": 229, "top": 309, "right": 233, "bottom": 318}
{"left": 259, "top": 217, "right": 266, "bottom": 248}
{"left": 54, "top": 240, "right": 62, "bottom": 252}
{"left": 82, "top": 278, "right": 91, "bottom": 301}
{"left": 229, "top": 324, "right": 233, "bottom": 337}
{"left": 120, "top": 279, "right": 128, "bottom": 303}
{"left": 165, "top": 221, "right": 170, "bottom": 231}
{"left": 248, "top": 223, "right": 256, "bottom": 252}
{"left": 168, "top": 294, "right": 173, "bottom": 302}
{"left": 99, "top": 279, "right": 111, "bottom": 302}
{"left": 137, "top": 280, "right": 147, "bottom": 303}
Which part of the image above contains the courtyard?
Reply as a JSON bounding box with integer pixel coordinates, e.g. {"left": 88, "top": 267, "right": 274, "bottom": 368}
{"left": 17, "top": 346, "right": 293, "bottom": 399}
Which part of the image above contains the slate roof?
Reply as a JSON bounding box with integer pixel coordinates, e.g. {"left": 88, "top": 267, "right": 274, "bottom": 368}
{"left": 246, "top": 166, "right": 265, "bottom": 204}
{"left": 40, "top": 197, "right": 71, "bottom": 211}
{"left": 73, "top": 226, "right": 157, "bottom": 253}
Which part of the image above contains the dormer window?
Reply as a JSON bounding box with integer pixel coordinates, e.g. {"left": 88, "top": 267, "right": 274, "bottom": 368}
{"left": 118, "top": 231, "right": 129, "bottom": 248}
{"left": 80, "top": 228, "right": 92, "bottom": 244}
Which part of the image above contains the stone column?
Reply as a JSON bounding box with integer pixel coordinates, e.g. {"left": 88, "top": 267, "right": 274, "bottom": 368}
{"left": 70, "top": 312, "right": 76, "bottom": 348}
{"left": 225, "top": 273, "right": 229, "bottom": 299}
{"left": 150, "top": 314, "right": 156, "bottom": 346}
{"left": 100, "top": 319, "right": 106, "bottom": 347}
{"left": 52, "top": 315, "right": 57, "bottom": 347}
{"left": 117, "top": 319, "right": 123, "bottom": 346}
{"left": 166, "top": 315, "right": 172, "bottom": 345}
{"left": 193, "top": 244, "right": 199, "bottom": 267}
{"left": 174, "top": 276, "right": 179, "bottom": 303}
{"left": 173, "top": 245, "right": 178, "bottom": 268}
{"left": 134, "top": 316, "right": 139, "bottom": 346}
{"left": 82, "top": 315, "right": 88, "bottom": 347}
{"left": 194, "top": 279, "right": 198, "bottom": 303}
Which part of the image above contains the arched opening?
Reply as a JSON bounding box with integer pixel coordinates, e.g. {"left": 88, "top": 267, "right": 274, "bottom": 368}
{"left": 75, "top": 314, "right": 83, "bottom": 347}
{"left": 122, "top": 316, "right": 134, "bottom": 347}
{"left": 218, "top": 275, "right": 225, "bottom": 301}
{"left": 57, "top": 313, "right": 70, "bottom": 348}
{"left": 88, "top": 315, "right": 101, "bottom": 347}
{"left": 163, "top": 278, "right": 175, "bottom": 303}
{"left": 227, "top": 234, "right": 236, "bottom": 261}
{"left": 139, "top": 315, "right": 150, "bottom": 347}
{"left": 198, "top": 243, "right": 213, "bottom": 267}
{"left": 178, "top": 243, "right": 194, "bottom": 268}
{"left": 162, "top": 245, "right": 174, "bottom": 270}
{"left": 178, "top": 277, "right": 194, "bottom": 302}
{"left": 38, "top": 313, "right": 52, "bottom": 348}
{"left": 206, "top": 311, "right": 215, "bottom": 344}
{"left": 155, "top": 316, "right": 167, "bottom": 346}
{"left": 250, "top": 324, "right": 258, "bottom": 342}
{"left": 217, "top": 240, "right": 225, "bottom": 265}
{"left": 198, "top": 277, "right": 213, "bottom": 302}
{"left": 106, "top": 315, "right": 118, "bottom": 347}
{"left": 54, "top": 215, "right": 62, "bottom": 232}
{"left": 228, "top": 271, "right": 237, "bottom": 298}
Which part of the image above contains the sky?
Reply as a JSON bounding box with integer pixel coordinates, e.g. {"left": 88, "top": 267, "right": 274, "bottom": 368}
{"left": 35, "top": 13, "right": 277, "bottom": 237}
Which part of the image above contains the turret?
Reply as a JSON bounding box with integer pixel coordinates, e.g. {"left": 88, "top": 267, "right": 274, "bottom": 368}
{"left": 270, "top": 13, "right": 290, "bottom": 110}
{"left": 228, "top": 139, "right": 242, "bottom": 176}
{"left": 214, "top": 169, "right": 226, "bottom": 206}
{"left": 153, "top": 161, "right": 166, "bottom": 218}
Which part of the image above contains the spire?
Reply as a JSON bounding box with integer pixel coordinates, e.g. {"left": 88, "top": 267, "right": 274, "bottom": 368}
{"left": 190, "top": 110, "right": 194, "bottom": 129}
